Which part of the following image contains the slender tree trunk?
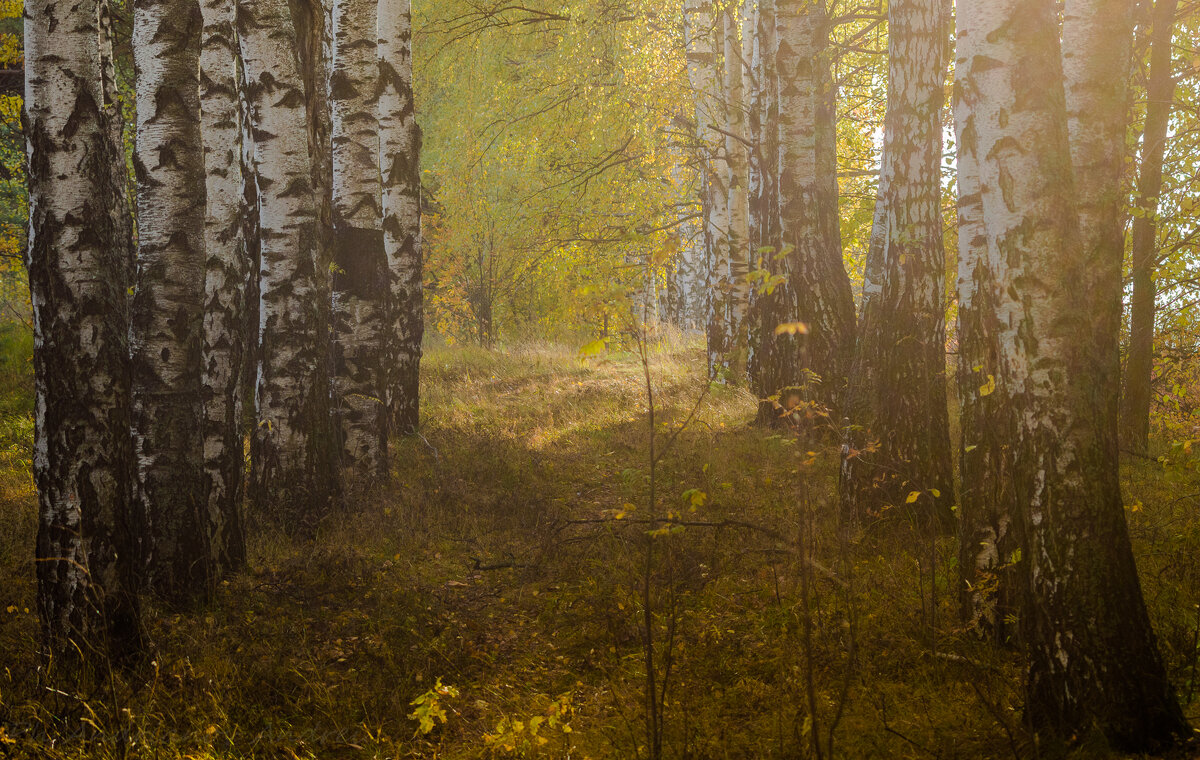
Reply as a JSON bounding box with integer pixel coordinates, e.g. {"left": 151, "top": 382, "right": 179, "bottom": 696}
{"left": 746, "top": 0, "right": 778, "bottom": 391}
{"left": 331, "top": 0, "right": 388, "bottom": 474}
{"left": 1120, "top": 0, "right": 1178, "bottom": 454}
{"left": 752, "top": 0, "right": 854, "bottom": 423}
{"left": 200, "top": 0, "right": 248, "bottom": 574}
{"left": 240, "top": 0, "right": 337, "bottom": 519}
{"left": 958, "top": 0, "right": 1189, "bottom": 748}
{"left": 953, "top": 10, "right": 1018, "bottom": 637}
{"left": 131, "top": 0, "right": 209, "bottom": 602}
{"left": 27, "top": 0, "right": 143, "bottom": 666}
{"left": 684, "top": 0, "right": 733, "bottom": 378}
{"left": 840, "top": 0, "right": 954, "bottom": 526}
{"left": 379, "top": 0, "right": 424, "bottom": 435}
{"left": 722, "top": 5, "right": 751, "bottom": 375}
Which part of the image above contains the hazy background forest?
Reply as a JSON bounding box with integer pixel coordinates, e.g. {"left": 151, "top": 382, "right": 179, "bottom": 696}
{"left": 3, "top": 0, "right": 1200, "bottom": 758}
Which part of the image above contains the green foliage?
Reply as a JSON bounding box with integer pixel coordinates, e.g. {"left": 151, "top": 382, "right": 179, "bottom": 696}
{"left": 415, "top": 0, "right": 695, "bottom": 344}
{"left": 409, "top": 678, "right": 461, "bottom": 735}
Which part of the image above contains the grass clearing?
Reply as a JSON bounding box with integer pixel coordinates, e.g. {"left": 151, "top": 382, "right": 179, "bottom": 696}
{"left": 1, "top": 335, "right": 1197, "bottom": 758}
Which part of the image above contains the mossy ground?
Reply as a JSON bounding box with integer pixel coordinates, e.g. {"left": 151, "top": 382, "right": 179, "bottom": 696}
{"left": 0, "top": 333, "right": 1197, "bottom": 758}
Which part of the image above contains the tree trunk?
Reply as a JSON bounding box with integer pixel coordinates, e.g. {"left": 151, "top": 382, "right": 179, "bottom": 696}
{"left": 331, "top": 0, "right": 388, "bottom": 474}
{"left": 752, "top": 0, "right": 854, "bottom": 423}
{"left": 1120, "top": 0, "right": 1178, "bottom": 454}
{"left": 200, "top": 0, "right": 248, "bottom": 575}
{"left": 746, "top": 0, "right": 778, "bottom": 394}
{"left": 131, "top": 0, "right": 209, "bottom": 602}
{"left": 839, "top": 0, "right": 954, "bottom": 527}
{"left": 379, "top": 0, "right": 424, "bottom": 435}
{"left": 721, "top": 5, "right": 751, "bottom": 375}
{"left": 958, "top": 0, "right": 1189, "bottom": 749}
{"left": 27, "top": 0, "right": 143, "bottom": 666}
{"left": 240, "top": 0, "right": 337, "bottom": 520}
{"left": 684, "top": 0, "right": 733, "bottom": 378}
{"left": 953, "top": 9, "right": 1019, "bottom": 638}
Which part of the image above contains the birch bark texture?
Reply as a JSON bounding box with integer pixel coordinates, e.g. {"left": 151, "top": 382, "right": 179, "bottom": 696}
{"left": 752, "top": 0, "right": 854, "bottom": 422}
{"left": 745, "top": 0, "right": 778, "bottom": 387}
{"left": 840, "top": 0, "right": 954, "bottom": 525}
{"left": 379, "top": 0, "right": 424, "bottom": 435}
{"left": 1121, "top": 0, "right": 1179, "bottom": 453}
{"left": 719, "top": 5, "right": 751, "bottom": 375}
{"left": 331, "top": 0, "right": 388, "bottom": 473}
{"left": 131, "top": 0, "right": 209, "bottom": 601}
{"left": 240, "top": 0, "right": 337, "bottom": 517}
{"left": 953, "top": 11, "right": 1018, "bottom": 636}
{"left": 27, "top": 0, "right": 143, "bottom": 663}
{"left": 958, "top": 0, "right": 1189, "bottom": 748}
{"left": 200, "top": 0, "right": 248, "bottom": 573}
{"left": 683, "top": 0, "right": 732, "bottom": 378}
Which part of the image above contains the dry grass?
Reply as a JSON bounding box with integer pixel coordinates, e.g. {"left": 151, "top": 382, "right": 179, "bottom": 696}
{"left": 0, "top": 333, "right": 1197, "bottom": 758}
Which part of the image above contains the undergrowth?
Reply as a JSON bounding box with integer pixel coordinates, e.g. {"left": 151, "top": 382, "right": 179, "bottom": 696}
{"left": 0, "top": 333, "right": 1197, "bottom": 758}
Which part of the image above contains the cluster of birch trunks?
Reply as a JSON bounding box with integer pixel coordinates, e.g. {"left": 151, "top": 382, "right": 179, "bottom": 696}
{"left": 682, "top": 0, "right": 1191, "bottom": 751}
{"left": 25, "top": 0, "right": 421, "bottom": 668}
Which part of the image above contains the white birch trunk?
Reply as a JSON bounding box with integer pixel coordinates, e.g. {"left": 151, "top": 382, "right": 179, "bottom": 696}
{"left": 200, "top": 0, "right": 248, "bottom": 573}
{"left": 331, "top": 0, "right": 388, "bottom": 473}
{"left": 131, "top": 0, "right": 210, "bottom": 601}
{"left": 379, "top": 0, "right": 424, "bottom": 435}
{"left": 723, "top": 6, "right": 751, "bottom": 373}
{"left": 753, "top": 0, "right": 854, "bottom": 419}
{"left": 960, "top": 0, "right": 1187, "bottom": 747}
{"left": 840, "top": 0, "right": 954, "bottom": 524}
{"left": 27, "top": 0, "right": 142, "bottom": 664}
{"left": 240, "top": 0, "right": 337, "bottom": 516}
{"left": 953, "top": 4, "right": 1016, "bottom": 637}
{"left": 684, "top": 0, "right": 733, "bottom": 376}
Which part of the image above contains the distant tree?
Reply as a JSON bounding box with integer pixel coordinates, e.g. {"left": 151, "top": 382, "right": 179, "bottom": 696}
{"left": 240, "top": 0, "right": 337, "bottom": 518}
{"left": 683, "top": 0, "right": 734, "bottom": 377}
{"left": 27, "top": 0, "right": 142, "bottom": 662}
{"left": 840, "top": 0, "right": 955, "bottom": 526}
{"left": 958, "top": 0, "right": 1189, "bottom": 748}
{"left": 331, "top": 0, "right": 388, "bottom": 474}
{"left": 200, "top": 0, "right": 249, "bottom": 574}
{"left": 750, "top": 0, "right": 855, "bottom": 423}
{"left": 718, "top": 4, "right": 751, "bottom": 376}
{"left": 1121, "top": 0, "right": 1180, "bottom": 454}
{"left": 379, "top": 0, "right": 423, "bottom": 434}
{"left": 131, "top": 0, "right": 209, "bottom": 601}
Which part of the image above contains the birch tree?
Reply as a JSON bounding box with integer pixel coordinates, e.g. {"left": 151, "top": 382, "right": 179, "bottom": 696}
{"left": 840, "top": 0, "right": 954, "bottom": 525}
{"left": 240, "top": 0, "right": 337, "bottom": 516}
{"left": 1121, "top": 0, "right": 1179, "bottom": 453}
{"left": 200, "top": 0, "right": 248, "bottom": 573}
{"left": 751, "top": 0, "right": 854, "bottom": 422}
{"left": 683, "top": 0, "right": 732, "bottom": 377}
{"left": 745, "top": 0, "right": 778, "bottom": 387}
{"left": 958, "top": 0, "right": 1189, "bottom": 747}
{"left": 131, "top": 0, "right": 209, "bottom": 601}
{"left": 27, "top": 0, "right": 143, "bottom": 664}
{"left": 953, "top": 14, "right": 1017, "bottom": 636}
{"left": 379, "top": 0, "right": 424, "bottom": 434}
{"left": 331, "top": 0, "right": 388, "bottom": 473}
{"left": 719, "top": 5, "right": 751, "bottom": 374}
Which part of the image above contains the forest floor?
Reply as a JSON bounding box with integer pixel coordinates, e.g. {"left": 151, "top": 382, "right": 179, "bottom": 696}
{"left": 1, "top": 334, "right": 1199, "bottom": 759}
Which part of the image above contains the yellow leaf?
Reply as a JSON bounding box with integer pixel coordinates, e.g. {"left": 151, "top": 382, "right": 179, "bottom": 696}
{"left": 578, "top": 338, "right": 607, "bottom": 357}
{"left": 929, "top": 489, "right": 941, "bottom": 498}
{"left": 978, "top": 374, "right": 996, "bottom": 397}
{"left": 774, "top": 322, "right": 810, "bottom": 336}
{"left": 905, "top": 491, "right": 921, "bottom": 504}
